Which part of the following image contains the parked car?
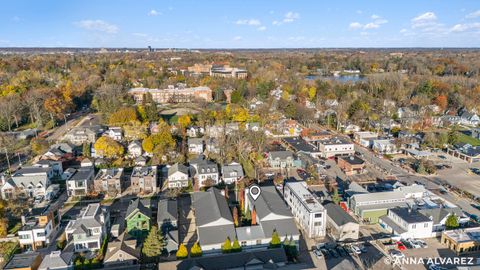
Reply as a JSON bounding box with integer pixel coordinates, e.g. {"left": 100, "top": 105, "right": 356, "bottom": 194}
{"left": 358, "top": 244, "right": 367, "bottom": 253}
{"left": 408, "top": 239, "right": 421, "bottom": 249}
{"left": 350, "top": 245, "right": 362, "bottom": 254}
{"left": 313, "top": 249, "right": 323, "bottom": 259}
{"left": 336, "top": 246, "right": 347, "bottom": 256}
{"left": 389, "top": 249, "right": 405, "bottom": 259}
{"left": 470, "top": 214, "right": 480, "bottom": 222}
{"left": 329, "top": 249, "right": 339, "bottom": 258}
{"left": 400, "top": 239, "right": 412, "bottom": 249}
{"left": 415, "top": 239, "right": 428, "bottom": 248}
{"left": 396, "top": 241, "right": 406, "bottom": 251}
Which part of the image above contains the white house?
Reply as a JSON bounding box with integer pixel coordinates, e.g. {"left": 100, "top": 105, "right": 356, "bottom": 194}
{"left": 128, "top": 141, "right": 143, "bottom": 158}
{"left": 283, "top": 182, "right": 326, "bottom": 238}
{"left": 18, "top": 206, "right": 58, "bottom": 250}
{"left": 221, "top": 162, "right": 244, "bottom": 184}
{"left": 65, "top": 203, "right": 110, "bottom": 252}
{"left": 10, "top": 166, "right": 53, "bottom": 198}
{"left": 379, "top": 207, "right": 433, "bottom": 239}
{"left": 105, "top": 127, "right": 123, "bottom": 141}
{"left": 66, "top": 167, "right": 95, "bottom": 197}
{"left": 188, "top": 138, "right": 204, "bottom": 155}
{"left": 372, "top": 139, "right": 399, "bottom": 154}
{"left": 190, "top": 159, "right": 219, "bottom": 187}
{"left": 167, "top": 163, "right": 189, "bottom": 188}
{"left": 323, "top": 201, "right": 360, "bottom": 241}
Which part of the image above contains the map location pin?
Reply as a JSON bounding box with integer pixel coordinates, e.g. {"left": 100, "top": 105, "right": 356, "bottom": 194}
{"left": 249, "top": 185, "right": 261, "bottom": 201}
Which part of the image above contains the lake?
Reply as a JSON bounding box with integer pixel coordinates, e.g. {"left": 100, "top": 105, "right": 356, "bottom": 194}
{"left": 305, "top": 74, "right": 366, "bottom": 83}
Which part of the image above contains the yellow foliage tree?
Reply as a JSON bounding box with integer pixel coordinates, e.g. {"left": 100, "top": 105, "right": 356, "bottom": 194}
{"left": 108, "top": 107, "right": 138, "bottom": 126}
{"left": 94, "top": 136, "right": 125, "bottom": 159}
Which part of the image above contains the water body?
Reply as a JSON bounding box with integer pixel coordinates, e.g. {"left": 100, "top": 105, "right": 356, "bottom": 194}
{"left": 305, "top": 74, "right": 366, "bottom": 83}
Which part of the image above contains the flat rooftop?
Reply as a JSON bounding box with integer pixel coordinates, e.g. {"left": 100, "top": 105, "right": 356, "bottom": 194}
{"left": 443, "top": 227, "right": 480, "bottom": 243}
{"left": 285, "top": 181, "right": 324, "bottom": 213}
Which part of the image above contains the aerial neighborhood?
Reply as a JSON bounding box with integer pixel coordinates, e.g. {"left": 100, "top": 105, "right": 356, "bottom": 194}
{"left": 1, "top": 46, "right": 480, "bottom": 270}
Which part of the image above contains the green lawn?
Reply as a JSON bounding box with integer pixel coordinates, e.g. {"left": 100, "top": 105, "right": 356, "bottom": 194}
{"left": 457, "top": 132, "right": 480, "bottom": 146}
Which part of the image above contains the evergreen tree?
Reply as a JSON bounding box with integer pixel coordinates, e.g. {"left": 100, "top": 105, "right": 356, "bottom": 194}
{"left": 222, "top": 237, "right": 232, "bottom": 253}
{"left": 284, "top": 236, "right": 299, "bottom": 260}
{"left": 331, "top": 188, "right": 341, "bottom": 204}
{"left": 142, "top": 225, "right": 165, "bottom": 261}
{"left": 190, "top": 242, "right": 203, "bottom": 257}
{"left": 232, "top": 238, "right": 242, "bottom": 252}
{"left": 176, "top": 243, "right": 188, "bottom": 259}
{"left": 445, "top": 214, "right": 459, "bottom": 230}
{"left": 269, "top": 229, "right": 281, "bottom": 248}
{"left": 82, "top": 143, "right": 91, "bottom": 157}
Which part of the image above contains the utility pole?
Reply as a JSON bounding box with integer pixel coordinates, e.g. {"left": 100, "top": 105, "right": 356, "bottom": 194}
{"left": 4, "top": 147, "right": 11, "bottom": 172}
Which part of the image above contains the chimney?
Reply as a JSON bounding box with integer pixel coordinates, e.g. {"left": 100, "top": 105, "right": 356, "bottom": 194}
{"left": 251, "top": 207, "right": 257, "bottom": 225}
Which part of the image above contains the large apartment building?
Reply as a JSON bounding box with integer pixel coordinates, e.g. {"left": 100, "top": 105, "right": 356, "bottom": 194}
{"left": 128, "top": 85, "right": 212, "bottom": 104}
{"left": 317, "top": 136, "right": 355, "bottom": 158}
{"left": 283, "top": 182, "right": 326, "bottom": 238}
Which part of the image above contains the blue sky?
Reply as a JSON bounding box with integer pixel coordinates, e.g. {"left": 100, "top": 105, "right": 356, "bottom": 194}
{"left": 1, "top": 0, "right": 480, "bottom": 48}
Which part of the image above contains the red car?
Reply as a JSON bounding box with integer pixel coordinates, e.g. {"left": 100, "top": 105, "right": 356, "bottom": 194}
{"left": 396, "top": 241, "right": 406, "bottom": 251}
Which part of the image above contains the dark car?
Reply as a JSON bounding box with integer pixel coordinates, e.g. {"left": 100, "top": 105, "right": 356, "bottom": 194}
{"left": 401, "top": 239, "right": 413, "bottom": 249}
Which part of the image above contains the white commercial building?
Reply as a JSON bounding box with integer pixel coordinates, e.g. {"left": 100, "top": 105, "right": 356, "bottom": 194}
{"left": 317, "top": 137, "right": 355, "bottom": 158}
{"left": 283, "top": 182, "right": 326, "bottom": 238}
{"left": 379, "top": 207, "right": 434, "bottom": 239}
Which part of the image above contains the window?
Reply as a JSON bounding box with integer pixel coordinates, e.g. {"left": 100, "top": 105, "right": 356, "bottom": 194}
{"left": 314, "top": 222, "right": 322, "bottom": 226}
{"left": 256, "top": 240, "right": 262, "bottom": 245}
{"left": 241, "top": 241, "right": 247, "bottom": 246}
{"left": 315, "top": 213, "right": 322, "bottom": 218}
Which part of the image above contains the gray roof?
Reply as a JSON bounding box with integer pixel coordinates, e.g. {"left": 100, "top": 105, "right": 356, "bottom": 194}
{"left": 236, "top": 225, "right": 265, "bottom": 241}
{"left": 283, "top": 137, "right": 319, "bottom": 153}
{"left": 197, "top": 225, "right": 236, "bottom": 246}
{"left": 390, "top": 207, "right": 431, "bottom": 223}
{"left": 67, "top": 203, "right": 106, "bottom": 234}
{"left": 221, "top": 163, "right": 244, "bottom": 178}
{"left": 260, "top": 219, "right": 299, "bottom": 239}
{"left": 131, "top": 166, "right": 156, "bottom": 177}
{"left": 69, "top": 167, "right": 94, "bottom": 181}
{"left": 192, "top": 188, "right": 233, "bottom": 226}
{"left": 39, "top": 251, "right": 74, "bottom": 270}
{"left": 126, "top": 198, "right": 151, "bottom": 220}
{"left": 323, "top": 201, "right": 358, "bottom": 227}
{"left": 249, "top": 185, "right": 293, "bottom": 220}
{"left": 157, "top": 199, "right": 178, "bottom": 225}
{"left": 419, "top": 207, "right": 463, "bottom": 224}
{"left": 176, "top": 247, "right": 288, "bottom": 270}
{"left": 13, "top": 166, "right": 52, "bottom": 175}
{"left": 4, "top": 252, "right": 41, "bottom": 269}
{"left": 168, "top": 163, "right": 189, "bottom": 176}
{"left": 196, "top": 160, "right": 218, "bottom": 175}
{"left": 379, "top": 215, "right": 407, "bottom": 234}
{"left": 104, "top": 232, "right": 140, "bottom": 263}
{"left": 188, "top": 137, "right": 203, "bottom": 145}
{"left": 268, "top": 151, "right": 294, "bottom": 160}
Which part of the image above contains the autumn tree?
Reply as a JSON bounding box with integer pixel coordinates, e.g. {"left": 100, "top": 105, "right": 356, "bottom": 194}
{"left": 108, "top": 107, "right": 138, "bottom": 126}
{"left": 94, "top": 136, "right": 124, "bottom": 159}
{"left": 445, "top": 214, "right": 459, "bottom": 230}
{"left": 434, "top": 95, "right": 448, "bottom": 111}
{"left": 176, "top": 243, "right": 188, "bottom": 259}
{"left": 269, "top": 230, "right": 282, "bottom": 248}
{"left": 190, "top": 242, "right": 202, "bottom": 257}
{"left": 222, "top": 237, "right": 232, "bottom": 253}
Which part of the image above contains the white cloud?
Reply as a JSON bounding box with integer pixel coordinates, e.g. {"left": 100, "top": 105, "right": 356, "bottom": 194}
{"left": 356, "top": 10, "right": 363, "bottom": 14}
{"left": 283, "top": 11, "right": 300, "bottom": 23}
{"left": 400, "top": 28, "right": 408, "bottom": 33}
{"left": 148, "top": 10, "right": 159, "bottom": 16}
{"left": 466, "top": 10, "right": 480, "bottom": 19}
{"left": 349, "top": 22, "right": 363, "bottom": 29}
{"left": 364, "top": 23, "right": 380, "bottom": 29}
{"left": 349, "top": 15, "right": 387, "bottom": 31}
{"left": 411, "top": 12, "right": 437, "bottom": 28}
{"left": 450, "top": 23, "right": 480, "bottom": 32}
{"left": 258, "top": 26, "right": 267, "bottom": 31}
{"left": 133, "top": 33, "right": 148, "bottom": 37}
{"left": 75, "top": 20, "right": 118, "bottom": 34}
{"left": 236, "top": 19, "right": 261, "bottom": 26}
{"left": 272, "top": 11, "right": 300, "bottom": 25}
{"left": 233, "top": 36, "right": 242, "bottom": 41}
